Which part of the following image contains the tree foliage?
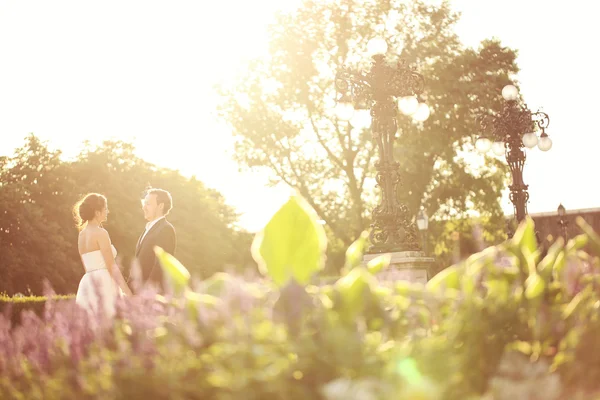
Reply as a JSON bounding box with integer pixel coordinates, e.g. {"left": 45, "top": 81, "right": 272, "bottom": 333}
{"left": 218, "top": 0, "right": 517, "bottom": 260}
{"left": 0, "top": 134, "right": 253, "bottom": 295}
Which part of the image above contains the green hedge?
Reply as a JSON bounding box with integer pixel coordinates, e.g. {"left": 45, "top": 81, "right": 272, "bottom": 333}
{"left": 0, "top": 294, "right": 75, "bottom": 325}
{"left": 1, "top": 196, "right": 600, "bottom": 399}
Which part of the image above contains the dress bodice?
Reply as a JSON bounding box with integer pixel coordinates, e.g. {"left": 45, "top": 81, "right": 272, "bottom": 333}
{"left": 81, "top": 245, "right": 117, "bottom": 273}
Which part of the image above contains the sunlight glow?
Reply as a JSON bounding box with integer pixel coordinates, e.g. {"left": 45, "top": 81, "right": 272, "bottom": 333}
{"left": 491, "top": 141, "right": 505, "bottom": 156}
{"left": 412, "top": 103, "right": 431, "bottom": 122}
{"left": 1, "top": 0, "right": 598, "bottom": 231}
{"left": 0, "top": 0, "right": 304, "bottom": 233}
{"left": 398, "top": 96, "right": 419, "bottom": 115}
{"left": 475, "top": 137, "right": 492, "bottom": 154}
{"left": 349, "top": 110, "right": 371, "bottom": 130}
{"left": 366, "top": 37, "right": 388, "bottom": 56}
{"left": 335, "top": 102, "right": 355, "bottom": 121}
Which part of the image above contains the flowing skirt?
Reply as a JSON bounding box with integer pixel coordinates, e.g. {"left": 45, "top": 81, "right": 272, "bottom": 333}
{"left": 76, "top": 269, "right": 122, "bottom": 318}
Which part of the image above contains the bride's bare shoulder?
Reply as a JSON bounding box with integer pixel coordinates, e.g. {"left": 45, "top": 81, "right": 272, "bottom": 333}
{"left": 80, "top": 226, "right": 109, "bottom": 238}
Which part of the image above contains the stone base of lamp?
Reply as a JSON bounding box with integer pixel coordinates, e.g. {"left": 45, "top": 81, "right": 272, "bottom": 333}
{"left": 363, "top": 251, "right": 435, "bottom": 284}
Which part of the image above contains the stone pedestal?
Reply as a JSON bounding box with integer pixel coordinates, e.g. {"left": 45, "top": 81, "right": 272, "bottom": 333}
{"left": 363, "top": 251, "right": 435, "bottom": 284}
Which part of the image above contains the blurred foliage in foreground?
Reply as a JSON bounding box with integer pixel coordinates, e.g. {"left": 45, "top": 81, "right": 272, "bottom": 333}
{"left": 2, "top": 195, "right": 600, "bottom": 399}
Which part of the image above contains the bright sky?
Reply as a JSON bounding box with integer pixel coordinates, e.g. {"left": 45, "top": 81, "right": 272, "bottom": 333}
{"left": 1, "top": 0, "right": 598, "bottom": 232}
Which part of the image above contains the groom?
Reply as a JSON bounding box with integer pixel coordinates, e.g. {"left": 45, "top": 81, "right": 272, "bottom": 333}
{"left": 130, "top": 188, "right": 177, "bottom": 292}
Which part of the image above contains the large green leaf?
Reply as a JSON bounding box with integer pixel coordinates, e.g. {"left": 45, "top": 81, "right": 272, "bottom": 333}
{"left": 511, "top": 216, "right": 538, "bottom": 256}
{"left": 251, "top": 195, "right": 327, "bottom": 287}
{"left": 154, "top": 246, "right": 191, "bottom": 294}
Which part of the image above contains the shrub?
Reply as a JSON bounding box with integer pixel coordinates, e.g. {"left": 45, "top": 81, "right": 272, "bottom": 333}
{"left": 1, "top": 196, "right": 600, "bottom": 399}
{"left": 0, "top": 292, "right": 74, "bottom": 325}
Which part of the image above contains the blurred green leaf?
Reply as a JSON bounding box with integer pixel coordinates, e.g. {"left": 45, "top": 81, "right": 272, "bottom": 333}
{"left": 154, "top": 246, "right": 191, "bottom": 294}
{"left": 251, "top": 195, "right": 327, "bottom": 287}
{"left": 344, "top": 231, "right": 370, "bottom": 271}
{"left": 426, "top": 265, "right": 460, "bottom": 292}
{"left": 334, "top": 268, "right": 375, "bottom": 323}
{"left": 366, "top": 253, "right": 391, "bottom": 275}
{"left": 523, "top": 247, "right": 540, "bottom": 276}
{"left": 538, "top": 237, "right": 564, "bottom": 280}
{"left": 565, "top": 234, "right": 588, "bottom": 254}
{"left": 512, "top": 216, "right": 537, "bottom": 252}
{"left": 396, "top": 357, "right": 424, "bottom": 384}
{"left": 525, "top": 273, "right": 545, "bottom": 299}
{"left": 485, "top": 279, "right": 509, "bottom": 302}
{"left": 508, "top": 340, "right": 532, "bottom": 355}
{"left": 200, "top": 272, "right": 235, "bottom": 296}
{"left": 552, "top": 251, "right": 566, "bottom": 282}
{"left": 185, "top": 291, "right": 222, "bottom": 308}
{"left": 563, "top": 289, "right": 588, "bottom": 319}
{"left": 576, "top": 216, "right": 600, "bottom": 256}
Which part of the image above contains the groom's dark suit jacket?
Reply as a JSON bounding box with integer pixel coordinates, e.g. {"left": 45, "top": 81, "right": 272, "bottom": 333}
{"left": 132, "top": 217, "right": 176, "bottom": 292}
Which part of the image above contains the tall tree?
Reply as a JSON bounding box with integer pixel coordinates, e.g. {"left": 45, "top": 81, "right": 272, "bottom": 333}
{"left": 0, "top": 134, "right": 78, "bottom": 294}
{"left": 218, "top": 0, "right": 515, "bottom": 259}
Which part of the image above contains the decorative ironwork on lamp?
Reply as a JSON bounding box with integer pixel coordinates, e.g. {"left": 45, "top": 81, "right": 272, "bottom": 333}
{"left": 335, "top": 37, "right": 429, "bottom": 253}
{"left": 475, "top": 84, "right": 553, "bottom": 225}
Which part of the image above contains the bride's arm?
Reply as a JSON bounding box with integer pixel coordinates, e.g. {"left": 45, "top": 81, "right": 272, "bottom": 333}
{"left": 97, "top": 230, "right": 133, "bottom": 295}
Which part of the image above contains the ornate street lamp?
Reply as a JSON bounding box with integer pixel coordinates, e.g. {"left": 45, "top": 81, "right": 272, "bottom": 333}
{"left": 475, "top": 84, "right": 553, "bottom": 224}
{"left": 335, "top": 37, "right": 429, "bottom": 254}
{"left": 557, "top": 203, "right": 568, "bottom": 240}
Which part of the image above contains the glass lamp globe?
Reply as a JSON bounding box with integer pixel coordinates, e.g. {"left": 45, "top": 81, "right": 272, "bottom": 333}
{"left": 398, "top": 96, "right": 419, "bottom": 115}
{"left": 335, "top": 101, "right": 355, "bottom": 121}
{"left": 538, "top": 135, "right": 553, "bottom": 152}
{"left": 412, "top": 103, "right": 431, "bottom": 122}
{"left": 475, "top": 137, "right": 492, "bottom": 153}
{"left": 492, "top": 141, "right": 505, "bottom": 156}
{"left": 367, "top": 37, "right": 388, "bottom": 56}
{"left": 522, "top": 132, "right": 538, "bottom": 148}
{"left": 349, "top": 110, "right": 372, "bottom": 130}
{"left": 502, "top": 85, "right": 519, "bottom": 101}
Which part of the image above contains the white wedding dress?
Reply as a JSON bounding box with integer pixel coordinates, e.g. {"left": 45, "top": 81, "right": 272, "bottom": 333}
{"left": 76, "top": 245, "right": 123, "bottom": 318}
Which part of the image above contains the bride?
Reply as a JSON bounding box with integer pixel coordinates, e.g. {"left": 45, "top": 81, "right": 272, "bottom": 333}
{"left": 73, "top": 193, "right": 132, "bottom": 317}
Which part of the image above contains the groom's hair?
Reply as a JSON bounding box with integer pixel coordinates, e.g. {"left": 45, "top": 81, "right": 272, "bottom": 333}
{"left": 147, "top": 188, "right": 173, "bottom": 216}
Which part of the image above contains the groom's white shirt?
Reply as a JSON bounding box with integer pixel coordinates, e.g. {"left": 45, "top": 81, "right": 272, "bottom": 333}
{"left": 140, "top": 216, "right": 165, "bottom": 244}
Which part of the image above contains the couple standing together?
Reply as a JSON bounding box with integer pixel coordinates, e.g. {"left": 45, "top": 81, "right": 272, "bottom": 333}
{"left": 73, "top": 188, "right": 176, "bottom": 317}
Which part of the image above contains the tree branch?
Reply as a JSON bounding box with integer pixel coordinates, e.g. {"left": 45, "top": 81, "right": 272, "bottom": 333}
{"left": 306, "top": 110, "right": 345, "bottom": 170}
{"left": 359, "top": 144, "right": 375, "bottom": 193}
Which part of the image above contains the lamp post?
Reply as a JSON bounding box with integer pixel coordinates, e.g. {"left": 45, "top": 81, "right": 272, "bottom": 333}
{"left": 475, "top": 84, "right": 553, "bottom": 225}
{"left": 557, "top": 203, "right": 568, "bottom": 240}
{"left": 335, "top": 37, "right": 429, "bottom": 254}
{"left": 416, "top": 209, "right": 429, "bottom": 254}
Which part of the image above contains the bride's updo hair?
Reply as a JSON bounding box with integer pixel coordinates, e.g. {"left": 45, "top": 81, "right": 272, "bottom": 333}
{"left": 73, "top": 193, "right": 107, "bottom": 230}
